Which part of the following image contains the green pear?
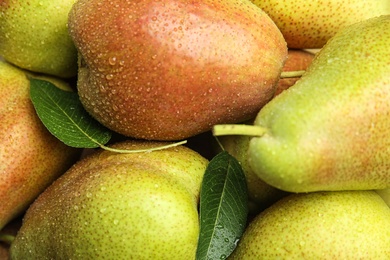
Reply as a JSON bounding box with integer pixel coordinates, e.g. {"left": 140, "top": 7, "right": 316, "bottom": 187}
{"left": 0, "top": 0, "right": 78, "bottom": 78}
{"left": 0, "top": 59, "right": 81, "bottom": 231}
{"left": 67, "top": 0, "right": 287, "bottom": 141}
{"left": 230, "top": 190, "right": 390, "bottom": 259}
{"left": 215, "top": 15, "right": 390, "bottom": 192}
{"left": 250, "top": 0, "right": 390, "bottom": 48}
{"left": 10, "top": 140, "right": 208, "bottom": 259}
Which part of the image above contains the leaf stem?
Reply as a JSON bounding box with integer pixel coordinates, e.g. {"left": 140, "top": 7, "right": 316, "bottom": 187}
{"left": 98, "top": 140, "right": 188, "bottom": 154}
{"left": 0, "top": 233, "right": 15, "bottom": 245}
{"left": 212, "top": 124, "right": 268, "bottom": 137}
{"left": 280, "top": 70, "right": 306, "bottom": 78}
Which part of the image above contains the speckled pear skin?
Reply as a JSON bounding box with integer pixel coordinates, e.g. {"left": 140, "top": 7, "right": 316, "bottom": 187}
{"left": 68, "top": 0, "right": 287, "bottom": 141}
{"left": 0, "top": 0, "right": 78, "bottom": 78}
{"left": 230, "top": 191, "right": 390, "bottom": 259}
{"left": 248, "top": 15, "right": 390, "bottom": 192}
{"left": 0, "top": 60, "right": 81, "bottom": 231}
{"left": 10, "top": 141, "right": 208, "bottom": 259}
{"left": 251, "top": 0, "right": 390, "bottom": 48}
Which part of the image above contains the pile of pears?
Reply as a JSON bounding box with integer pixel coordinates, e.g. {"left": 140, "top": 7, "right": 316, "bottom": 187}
{"left": 1, "top": 0, "right": 390, "bottom": 259}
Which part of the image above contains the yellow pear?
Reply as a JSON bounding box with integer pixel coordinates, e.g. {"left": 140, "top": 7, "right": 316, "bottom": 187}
{"left": 251, "top": 0, "right": 390, "bottom": 48}
{"left": 230, "top": 190, "right": 390, "bottom": 259}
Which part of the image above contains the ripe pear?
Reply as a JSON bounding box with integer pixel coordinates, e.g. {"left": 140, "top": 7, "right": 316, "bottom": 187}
{"left": 0, "top": 60, "right": 81, "bottom": 231}
{"left": 68, "top": 0, "right": 287, "bottom": 141}
{"left": 0, "top": 0, "right": 78, "bottom": 78}
{"left": 274, "top": 49, "right": 315, "bottom": 96}
{"left": 250, "top": 0, "right": 390, "bottom": 48}
{"left": 230, "top": 191, "right": 390, "bottom": 259}
{"left": 243, "top": 15, "right": 390, "bottom": 192}
{"left": 10, "top": 141, "right": 208, "bottom": 259}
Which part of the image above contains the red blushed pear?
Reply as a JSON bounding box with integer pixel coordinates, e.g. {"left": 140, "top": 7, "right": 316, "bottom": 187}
{"left": 68, "top": 0, "right": 287, "bottom": 141}
{"left": 0, "top": 60, "right": 81, "bottom": 231}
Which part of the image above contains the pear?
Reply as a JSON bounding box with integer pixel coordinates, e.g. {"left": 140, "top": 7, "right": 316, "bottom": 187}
{"left": 217, "top": 15, "right": 390, "bottom": 192}
{"left": 10, "top": 140, "right": 208, "bottom": 259}
{"left": 230, "top": 190, "right": 390, "bottom": 259}
{"left": 67, "top": 0, "right": 287, "bottom": 141}
{"left": 0, "top": 60, "right": 81, "bottom": 231}
{"left": 0, "top": 0, "right": 78, "bottom": 78}
{"left": 274, "top": 49, "right": 315, "bottom": 96}
{"left": 250, "top": 0, "right": 390, "bottom": 48}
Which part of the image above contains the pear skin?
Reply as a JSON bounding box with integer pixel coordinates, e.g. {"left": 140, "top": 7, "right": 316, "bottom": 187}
{"left": 248, "top": 15, "right": 390, "bottom": 192}
{"left": 0, "top": 0, "right": 78, "bottom": 77}
{"left": 0, "top": 60, "right": 81, "bottom": 230}
{"left": 10, "top": 141, "right": 208, "bottom": 259}
{"left": 230, "top": 191, "right": 390, "bottom": 259}
{"left": 251, "top": 0, "right": 390, "bottom": 48}
{"left": 68, "top": 0, "right": 287, "bottom": 141}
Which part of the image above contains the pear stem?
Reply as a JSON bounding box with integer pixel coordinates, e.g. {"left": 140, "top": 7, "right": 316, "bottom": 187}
{"left": 98, "top": 140, "right": 187, "bottom": 154}
{"left": 280, "top": 70, "right": 306, "bottom": 78}
{"left": 212, "top": 124, "right": 267, "bottom": 137}
{"left": 0, "top": 233, "right": 15, "bottom": 245}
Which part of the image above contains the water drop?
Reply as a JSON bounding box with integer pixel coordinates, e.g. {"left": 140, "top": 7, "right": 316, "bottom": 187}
{"left": 113, "top": 219, "right": 119, "bottom": 225}
{"left": 109, "top": 56, "right": 117, "bottom": 65}
{"left": 106, "top": 74, "right": 114, "bottom": 80}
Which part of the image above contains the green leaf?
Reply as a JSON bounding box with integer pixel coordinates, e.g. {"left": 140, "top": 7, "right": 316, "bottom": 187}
{"left": 29, "top": 78, "right": 112, "bottom": 148}
{"left": 196, "top": 151, "right": 248, "bottom": 260}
